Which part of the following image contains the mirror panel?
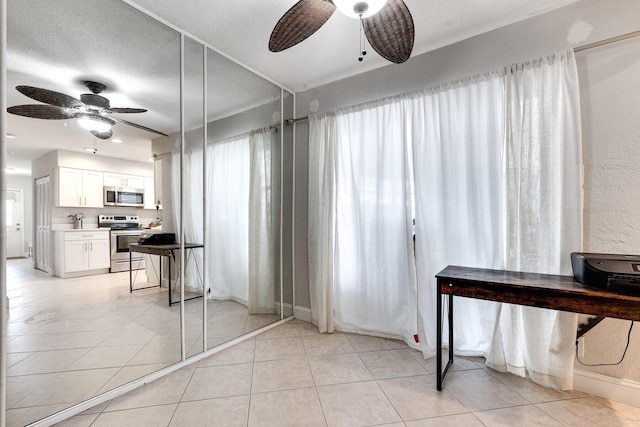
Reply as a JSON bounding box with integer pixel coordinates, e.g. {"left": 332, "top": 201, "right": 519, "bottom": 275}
{"left": 282, "top": 89, "right": 295, "bottom": 317}
{"left": 205, "top": 48, "right": 284, "bottom": 349}
{"left": 5, "top": 1, "right": 293, "bottom": 425}
{"left": 6, "top": 1, "right": 182, "bottom": 425}
{"left": 181, "top": 36, "right": 206, "bottom": 358}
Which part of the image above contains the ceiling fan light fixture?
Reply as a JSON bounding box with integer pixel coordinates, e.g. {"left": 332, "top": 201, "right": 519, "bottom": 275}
{"left": 332, "top": 0, "right": 388, "bottom": 18}
{"left": 75, "top": 113, "right": 115, "bottom": 133}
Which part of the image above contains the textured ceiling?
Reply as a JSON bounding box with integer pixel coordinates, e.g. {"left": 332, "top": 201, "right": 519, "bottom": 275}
{"left": 5, "top": 0, "right": 580, "bottom": 175}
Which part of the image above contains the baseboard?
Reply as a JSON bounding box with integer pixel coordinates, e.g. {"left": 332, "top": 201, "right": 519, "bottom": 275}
{"left": 294, "top": 305, "right": 312, "bottom": 322}
{"left": 574, "top": 369, "right": 640, "bottom": 407}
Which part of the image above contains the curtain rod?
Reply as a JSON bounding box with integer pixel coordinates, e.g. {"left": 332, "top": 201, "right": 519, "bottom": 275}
{"left": 281, "top": 31, "right": 639, "bottom": 127}
{"left": 574, "top": 30, "right": 640, "bottom": 53}
{"left": 284, "top": 116, "right": 308, "bottom": 126}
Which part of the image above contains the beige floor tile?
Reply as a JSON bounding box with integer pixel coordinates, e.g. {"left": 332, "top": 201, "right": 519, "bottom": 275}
{"left": 475, "top": 404, "right": 565, "bottom": 426}
{"left": 252, "top": 356, "right": 315, "bottom": 393}
{"left": 444, "top": 369, "right": 528, "bottom": 411}
{"left": 6, "top": 403, "right": 71, "bottom": 427}
{"left": 256, "top": 323, "right": 302, "bottom": 340}
{"left": 344, "top": 333, "right": 408, "bottom": 352}
{"left": 6, "top": 351, "right": 31, "bottom": 368}
{"left": 317, "top": 381, "right": 402, "bottom": 427}
{"left": 486, "top": 369, "right": 586, "bottom": 403}
{"left": 169, "top": 395, "right": 249, "bottom": 427}
{"left": 405, "top": 413, "right": 484, "bottom": 426}
{"left": 593, "top": 396, "right": 640, "bottom": 420}
{"left": 302, "top": 333, "right": 355, "bottom": 357}
{"left": 96, "top": 364, "right": 168, "bottom": 395}
{"left": 12, "top": 368, "right": 119, "bottom": 408}
{"left": 8, "top": 330, "right": 113, "bottom": 352}
{"left": 198, "top": 340, "right": 256, "bottom": 367}
{"left": 99, "top": 323, "right": 156, "bottom": 347}
{"left": 254, "top": 337, "right": 306, "bottom": 361}
{"left": 91, "top": 403, "right": 177, "bottom": 427}
{"left": 378, "top": 375, "right": 467, "bottom": 421}
{"left": 359, "top": 349, "right": 428, "bottom": 379}
{"left": 536, "top": 396, "right": 638, "bottom": 426}
{"left": 308, "top": 353, "right": 373, "bottom": 386}
{"left": 249, "top": 387, "right": 326, "bottom": 427}
{"left": 66, "top": 345, "right": 144, "bottom": 370}
{"left": 52, "top": 413, "right": 100, "bottom": 427}
{"left": 7, "top": 348, "right": 89, "bottom": 376}
{"left": 181, "top": 363, "right": 253, "bottom": 400}
{"left": 410, "top": 351, "right": 483, "bottom": 374}
{"left": 289, "top": 319, "right": 321, "bottom": 336}
{"left": 105, "top": 366, "right": 194, "bottom": 411}
{"left": 126, "top": 341, "right": 182, "bottom": 365}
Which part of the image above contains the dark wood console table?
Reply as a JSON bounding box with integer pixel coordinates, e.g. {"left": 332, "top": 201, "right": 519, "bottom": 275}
{"left": 436, "top": 265, "right": 640, "bottom": 391}
{"left": 129, "top": 243, "right": 204, "bottom": 306}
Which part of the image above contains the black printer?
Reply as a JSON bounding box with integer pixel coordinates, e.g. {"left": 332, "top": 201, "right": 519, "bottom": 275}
{"left": 138, "top": 232, "right": 176, "bottom": 245}
{"left": 571, "top": 252, "right": 640, "bottom": 294}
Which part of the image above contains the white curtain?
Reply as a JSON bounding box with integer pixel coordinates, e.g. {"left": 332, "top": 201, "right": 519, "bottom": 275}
{"left": 309, "top": 102, "right": 418, "bottom": 345}
{"left": 248, "top": 128, "right": 278, "bottom": 314}
{"left": 308, "top": 50, "right": 582, "bottom": 389}
{"left": 308, "top": 112, "right": 338, "bottom": 333}
{"left": 207, "top": 134, "right": 251, "bottom": 304}
{"left": 410, "top": 75, "right": 506, "bottom": 357}
{"left": 486, "top": 51, "right": 583, "bottom": 389}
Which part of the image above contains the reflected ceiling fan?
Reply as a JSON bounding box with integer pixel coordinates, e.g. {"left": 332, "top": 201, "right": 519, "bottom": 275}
{"left": 269, "top": 0, "right": 414, "bottom": 63}
{"left": 7, "top": 80, "right": 168, "bottom": 140}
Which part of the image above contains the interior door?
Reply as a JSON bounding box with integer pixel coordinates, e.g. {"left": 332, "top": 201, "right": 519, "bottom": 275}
{"left": 35, "top": 176, "right": 51, "bottom": 272}
{"left": 6, "top": 188, "right": 24, "bottom": 258}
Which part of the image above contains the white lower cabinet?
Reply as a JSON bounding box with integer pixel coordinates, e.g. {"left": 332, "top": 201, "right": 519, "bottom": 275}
{"left": 54, "top": 230, "right": 110, "bottom": 278}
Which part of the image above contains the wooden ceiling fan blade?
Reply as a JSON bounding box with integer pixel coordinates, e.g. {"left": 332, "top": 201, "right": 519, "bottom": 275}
{"left": 112, "top": 117, "right": 168, "bottom": 137}
{"left": 16, "top": 85, "right": 84, "bottom": 109}
{"left": 108, "top": 107, "right": 148, "bottom": 114}
{"left": 7, "top": 104, "right": 75, "bottom": 120}
{"left": 363, "top": 0, "right": 414, "bottom": 64}
{"left": 269, "top": 0, "right": 336, "bottom": 52}
{"left": 91, "top": 129, "right": 113, "bottom": 140}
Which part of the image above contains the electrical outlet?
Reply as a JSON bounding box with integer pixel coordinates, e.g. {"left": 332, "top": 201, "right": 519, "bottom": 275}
{"left": 577, "top": 337, "right": 585, "bottom": 357}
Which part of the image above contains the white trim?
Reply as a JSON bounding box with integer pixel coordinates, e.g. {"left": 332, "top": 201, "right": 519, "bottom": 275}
{"left": 574, "top": 369, "right": 640, "bottom": 407}
{"left": 28, "top": 317, "right": 294, "bottom": 427}
{"left": 294, "top": 305, "right": 312, "bottom": 323}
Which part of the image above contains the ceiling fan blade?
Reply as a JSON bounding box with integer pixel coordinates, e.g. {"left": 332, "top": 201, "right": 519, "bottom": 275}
{"left": 7, "top": 104, "right": 75, "bottom": 120}
{"left": 108, "top": 107, "right": 148, "bottom": 114}
{"left": 16, "top": 85, "right": 84, "bottom": 109}
{"left": 112, "top": 117, "right": 168, "bottom": 137}
{"left": 91, "top": 129, "right": 113, "bottom": 140}
{"left": 269, "top": 0, "right": 336, "bottom": 52}
{"left": 362, "top": 0, "right": 414, "bottom": 64}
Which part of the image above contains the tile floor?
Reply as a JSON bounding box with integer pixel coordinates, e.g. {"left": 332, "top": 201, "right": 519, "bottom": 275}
{"left": 50, "top": 319, "right": 640, "bottom": 427}
{"left": 4, "top": 258, "right": 279, "bottom": 426}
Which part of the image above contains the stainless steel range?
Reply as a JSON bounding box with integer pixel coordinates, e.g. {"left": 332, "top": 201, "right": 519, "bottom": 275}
{"left": 98, "top": 214, "right": 146, "bottom": 273}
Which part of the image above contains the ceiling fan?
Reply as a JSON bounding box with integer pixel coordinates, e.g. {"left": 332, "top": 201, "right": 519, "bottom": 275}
{"left": 269, "top": 0, "right": 414, "bottom": 63}
{"left": 7, "top": 80, "right": 168, "bottom": 140}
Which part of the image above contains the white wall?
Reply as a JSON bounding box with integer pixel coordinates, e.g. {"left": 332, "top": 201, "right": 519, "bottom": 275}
{"left": 292, "top": 0, "right": 640, "bottom": 382}
{"left": 577, "top": 37, "right": 640, "bottom": 381}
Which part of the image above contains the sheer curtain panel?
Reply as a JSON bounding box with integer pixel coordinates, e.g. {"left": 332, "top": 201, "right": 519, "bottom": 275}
{"left": 486, "top": 51, "right": 583, "bottom": 389}
{"left": 410, "top": 75, "right": 506, "bottom": 358}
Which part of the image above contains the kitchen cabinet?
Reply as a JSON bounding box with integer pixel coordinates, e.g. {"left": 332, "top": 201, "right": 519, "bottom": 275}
{"left": 56, "top": 167, "right": 104, "bottom": 208}
{"left": 104, "top": 172, "right": 145, "bottom": 189}
{"left": 143, "top": 177, "right": 156, "bottom": 210}
{"left": 53, "top": 230, "right": 110, "bottom": 278}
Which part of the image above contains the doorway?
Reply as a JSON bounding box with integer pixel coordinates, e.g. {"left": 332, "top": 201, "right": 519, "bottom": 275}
{"left": 5, "top": 188, "right": 24, "bottom": 258}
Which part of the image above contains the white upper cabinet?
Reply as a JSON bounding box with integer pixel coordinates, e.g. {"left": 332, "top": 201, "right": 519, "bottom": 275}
{"left": 104, "top": 173, "right": 145, "bottom": 189}
{"left": 56, "top": 167, "right": 104, "bottom": 208}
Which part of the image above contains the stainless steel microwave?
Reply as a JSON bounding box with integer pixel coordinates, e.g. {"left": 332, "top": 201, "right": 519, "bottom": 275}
{"left": 104, "top": 186, "right": 144, "bottom": 207}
